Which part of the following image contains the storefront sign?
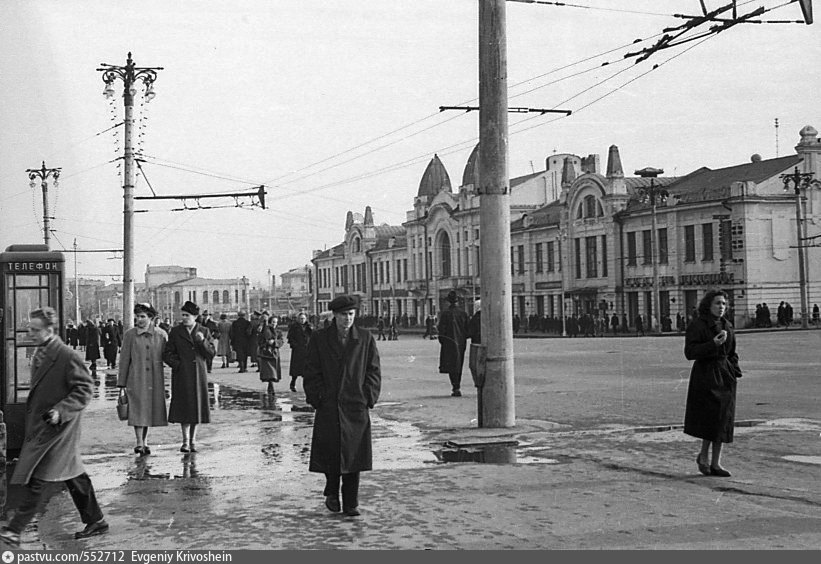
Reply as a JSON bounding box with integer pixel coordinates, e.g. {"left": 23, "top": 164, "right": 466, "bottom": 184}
{"left": 535, "top": 281, "right": 562, "bottom": 290}
{"left": 679, "top": 272, "right": 734, "bottom": 286}
{"left": 623, "top": 275, "right": 675, "bottom": 288}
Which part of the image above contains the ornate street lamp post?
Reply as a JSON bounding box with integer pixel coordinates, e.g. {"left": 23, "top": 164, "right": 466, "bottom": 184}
{"left": 635, "top": 167, "right": 667, "bottom": 334}
{"left": 97, "top": 52, "right": 162, "bottom": 331}
{"left": 781, "top": 167, "right": 820, "bottom": 329}
{"left": 26, "top": 161, "right": 61, "bottom": 248}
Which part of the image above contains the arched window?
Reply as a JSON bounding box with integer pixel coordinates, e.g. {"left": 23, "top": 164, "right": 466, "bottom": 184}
{"left": 353, "top": 237, "right": 361, "bottom": 253}
{"left": 174, "top": 291, "right": 180, "bottom": 304}
{"left": 223, "top": 290, "right": 230, "bottom": 304}
{"left": 202, "top": 291, "right": 208, "bottom": 304}
{"left": 213, "top": 290, "right": 220, "bottom": 304}
{"left": 438, "top": 231, "right": 451, "bottom": 278}
{"left": 585, "top": 195, "right": 596, "bottom": 218}
{"left": 576, "top": 203, "right": 584, "bottom": 219}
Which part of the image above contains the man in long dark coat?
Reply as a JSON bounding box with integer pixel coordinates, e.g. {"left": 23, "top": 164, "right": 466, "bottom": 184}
{"left": 83, "top": 318, "right": 101, "bottom": 376}
{"left": 437, "top": 290, "right": 469, "bottom": 397}
{"left": 286, "top": 311, "right": 312, "bottom": 393}
{"left": 229, "top": 311, "right": 252, "bottom": 373}
{"left": 0, "top": 308, "right": 108, "bottom": 548}
{"left": 304, "top": 295, "right": 381, "bottom": 518}
{"left": 163, "top": 301, "right": 215, "bottom": 453}
{"left": 102, "top": 318, "right": 121, "bottom": 369}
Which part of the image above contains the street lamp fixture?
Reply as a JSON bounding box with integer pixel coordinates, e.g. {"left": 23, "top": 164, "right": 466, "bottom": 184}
{"left": 97, "top": 52, "right": 162, "bottom": 332}
{"left": 635, "top": 167, "right": 667, "bottom": 335}
{"left": 780, "top": 167, "right": 820, "bottom": 329}
{"left": 26, "top": 161, "right": 61, "bottom": 249}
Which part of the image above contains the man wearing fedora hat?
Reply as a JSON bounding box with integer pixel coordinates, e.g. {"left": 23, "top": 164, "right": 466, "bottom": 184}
{"left": 437, "top": 290, "right": 469, "bottom": 397}
{"left": 304, "top": 294, "right": 381, "bottom": 517}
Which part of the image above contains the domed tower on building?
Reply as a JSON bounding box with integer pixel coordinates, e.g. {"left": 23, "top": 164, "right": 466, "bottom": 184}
{"left": 461, "top": 144, "right": 480, "bottom": 193}
{"left": 416, "top": 154, "right": 452, "bottom": 204}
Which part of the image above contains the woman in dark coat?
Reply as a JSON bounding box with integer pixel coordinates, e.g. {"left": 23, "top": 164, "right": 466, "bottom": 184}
{"left": 684, "top": 289, "right": 742, "bottom": 477}
{"left": 257, "top": 313, "right": 283, "bottom": 394}
{"left": 286, "top": 312, "right": 312, "bottom": 392}
{"left": 83, "top": 319, "right": 101, "bottom": 375}
{"left": 163, "top": 301, "right": 215, "bottom": 453}
{"left": 304, "top": 296, "right": 381, "bottom": 516}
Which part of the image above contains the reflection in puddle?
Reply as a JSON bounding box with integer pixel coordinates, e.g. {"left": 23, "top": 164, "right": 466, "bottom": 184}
{"left": 433, "top": 441, "right": 559, "bottom": 465}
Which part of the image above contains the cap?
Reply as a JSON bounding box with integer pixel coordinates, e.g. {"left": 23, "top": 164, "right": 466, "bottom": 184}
{"left": 329, "top": 295, "right": 358, "bottom": 313}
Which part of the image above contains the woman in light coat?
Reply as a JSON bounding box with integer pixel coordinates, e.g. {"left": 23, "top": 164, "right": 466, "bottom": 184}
{"left": 117, "top": 303, "right": 168, "bottom": 456}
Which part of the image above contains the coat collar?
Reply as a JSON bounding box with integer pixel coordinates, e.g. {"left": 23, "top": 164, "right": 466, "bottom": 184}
{"left": 136, "top": 324, "right": 155, "bottom": 336}
{"left": 31, "top": 336, "right": 64, "bottom": 392}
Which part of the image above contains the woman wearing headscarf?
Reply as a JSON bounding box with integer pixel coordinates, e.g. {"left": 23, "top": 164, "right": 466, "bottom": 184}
{"left": 217, "top": 313, "right": 233, "bottom": 368}
{"left": 257, "top": 312, "right": 284, "bottom": 394}
{"left": 684, "top": 289, "right": 742, "bottom": 477}
{"left": 117, "top": 303, "right": 168, "bottom": 456}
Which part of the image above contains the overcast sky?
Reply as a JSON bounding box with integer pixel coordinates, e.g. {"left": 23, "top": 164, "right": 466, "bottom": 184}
{"left": 1, "top": 0, "right": 818, "bottom": 289}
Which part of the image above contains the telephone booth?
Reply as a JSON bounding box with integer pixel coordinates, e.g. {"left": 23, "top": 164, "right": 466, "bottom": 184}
{"left": 0, "top": 244, "right": 65, "bottom": 454}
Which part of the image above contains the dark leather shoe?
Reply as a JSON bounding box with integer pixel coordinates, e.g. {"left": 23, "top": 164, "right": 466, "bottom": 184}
{"left": 710, "top": 465, "right": 731, "bottom": 477}
{"left": 75, "top": 519, "right": 109, "bottom": 539}
{"left": 696, "top": 456, "right": 710, "bottom": 476}
{"left": 451, "top": 390, "right": 462, "bottom": 397}
{"left": 180, "top": 444, "right": 190, "bottom": 453}
{"left": 343, "top": 506, "right": 361, "bottom": 517}
{"left": 325, "top": 495, "right": 341, "bottom": 513}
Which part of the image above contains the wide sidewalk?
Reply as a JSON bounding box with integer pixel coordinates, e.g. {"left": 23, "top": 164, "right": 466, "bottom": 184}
{"left": 27, "top": 332, "right": 821, "bottom": 549}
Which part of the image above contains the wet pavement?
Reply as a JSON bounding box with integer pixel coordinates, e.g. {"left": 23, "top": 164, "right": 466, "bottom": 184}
{"left": 4, "top": 331, "right": 821, "bottom": 549}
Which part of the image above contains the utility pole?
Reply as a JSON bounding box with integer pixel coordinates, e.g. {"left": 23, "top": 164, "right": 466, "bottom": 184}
{"left": 98, "top": 52, "right": 162, "bottom": 331}
{"left": 557, "top": 229, "right": 567, "bottom": 337}
{"left": 478, "top": 0, "right": 514, "bottom": 427}
{"left": 73, "top": 239, "right": 80, "bottom": 323}
{"left": 635, "top": 167, "right": 666, "bottom": 334}
{"left": 781, "top": 167, "right": 818, "bottom": 329}
{"left": 26, "top": 161, "right": 61, "bottom": 249}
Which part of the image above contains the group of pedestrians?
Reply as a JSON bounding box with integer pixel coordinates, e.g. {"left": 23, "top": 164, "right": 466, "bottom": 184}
{"left": 0, "top": 285, "right": 750, "bottom": 547}
{"left": 0, "top": 294, "right": 382, "bottom": 549}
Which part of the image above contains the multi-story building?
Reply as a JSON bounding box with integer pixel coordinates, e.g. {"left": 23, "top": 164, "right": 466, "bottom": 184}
{"left": 311, "top": 125, "right": 821, "bottom": 329}
{"left": 152, "top": 275, "right": 251, "bottom": 321}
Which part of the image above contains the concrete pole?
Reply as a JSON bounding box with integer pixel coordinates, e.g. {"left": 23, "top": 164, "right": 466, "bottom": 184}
{"left": 651, "top": 186, "right": 661, "bottom": 334}
{"left": 74, "top": 239, "right": 81, "bottom": 323}
{"left": 794, "top": 188, "right": 809, "bottom": 329}
{"left": 122, "top": 85, "right": 136, "bottom": 331}
{"left": 40, "top": 178, "right": 50, "bottom": 249}
{"left": 478, "top": 0, "right": 515, "bottom": 427}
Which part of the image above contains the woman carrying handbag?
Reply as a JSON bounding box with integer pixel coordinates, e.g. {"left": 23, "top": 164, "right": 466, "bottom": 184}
{"left": 258, "top": 312, "right": 284, "bottom": 394}
{"left": 117, "top": 303, "right": 169, "bottom": 456}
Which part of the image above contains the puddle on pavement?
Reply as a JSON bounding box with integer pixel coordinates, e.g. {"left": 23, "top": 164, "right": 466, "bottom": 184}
{"left": 433, "top": 441, "right": 559, "bottom": 465}
{"left": 782, "top": 455, "right": 821, "bottom": 466}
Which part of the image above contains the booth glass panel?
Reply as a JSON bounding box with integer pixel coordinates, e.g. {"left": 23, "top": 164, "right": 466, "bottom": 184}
{"left": 15, "top": 345, "right": 35, "bottom": 402}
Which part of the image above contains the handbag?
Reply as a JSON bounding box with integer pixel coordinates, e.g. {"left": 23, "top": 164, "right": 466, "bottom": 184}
{"left": 116, "top": 390, "right": 129, "bottom": 421}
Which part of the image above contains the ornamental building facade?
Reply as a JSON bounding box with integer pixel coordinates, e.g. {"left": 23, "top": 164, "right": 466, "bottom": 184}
{"left": 311, "top": 126, "right": 821, "bottom": 329}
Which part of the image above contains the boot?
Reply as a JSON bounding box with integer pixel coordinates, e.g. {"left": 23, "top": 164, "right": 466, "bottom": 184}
{"left": 290, "top": 377, "right": 297, "bottom": 393}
